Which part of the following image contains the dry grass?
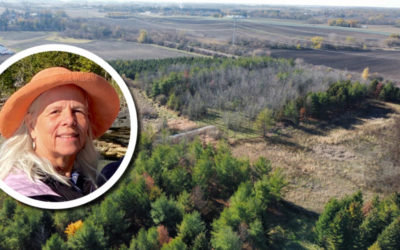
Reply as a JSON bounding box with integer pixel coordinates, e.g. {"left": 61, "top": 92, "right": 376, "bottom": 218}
{"left": 231, "top": 101, "right": 400, "bottom": 213}
{"left": 167, "top": 118, "right": 197, "bottom": 132}
{"left": 130, "top": 86, "right": 201, "bottom": 135}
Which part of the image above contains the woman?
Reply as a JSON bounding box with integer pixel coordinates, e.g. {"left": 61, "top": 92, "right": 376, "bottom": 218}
{"left": 0, "top": 67, "right": 120, "bottom": 201}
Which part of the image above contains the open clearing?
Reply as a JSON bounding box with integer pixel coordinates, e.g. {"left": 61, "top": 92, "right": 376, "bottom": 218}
{"left": 231, "top": 101, "right": 400, "bottom": 212}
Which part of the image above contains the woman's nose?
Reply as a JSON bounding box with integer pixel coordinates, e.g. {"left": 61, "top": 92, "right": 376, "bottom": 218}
{"left": 61, "top": 109, "right": 77, "bottom": 126}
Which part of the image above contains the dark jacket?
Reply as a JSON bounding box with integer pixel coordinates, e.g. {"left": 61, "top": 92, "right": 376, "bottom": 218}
{"left": 3, "top": 170, "right": 96, "bottom": 202}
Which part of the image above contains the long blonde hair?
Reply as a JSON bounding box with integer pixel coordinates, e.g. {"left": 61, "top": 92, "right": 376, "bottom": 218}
{"left": 0, "top": 122, "right": 100, "bottom": 186}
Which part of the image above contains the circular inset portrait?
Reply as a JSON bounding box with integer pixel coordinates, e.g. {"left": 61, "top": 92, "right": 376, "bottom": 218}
{"left": 0, "top": 44, "right": 138, "bottom": 209}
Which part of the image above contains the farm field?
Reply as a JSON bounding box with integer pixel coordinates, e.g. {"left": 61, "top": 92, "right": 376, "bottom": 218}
{"left": 100, "top": 14, "right": 400, "bottom": 80}
{"left": 88, "top": 13, "right": 391, "bottom": 50}
{"left": 98, "top": 14, "right": 392, "bottom": 38}
{"left": 270, "top": 49, "right": 400, "bottom": 80}
{"left": 0, "top": 32, "right": 199, "bottom": 62}
{"left": 98, "top": 14, "right": 400, "bottom": 79}
{"left": 106, "top": 14, "right": 392, "bottom": 44}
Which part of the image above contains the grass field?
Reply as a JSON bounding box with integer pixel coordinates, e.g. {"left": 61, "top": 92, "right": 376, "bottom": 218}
{"left": 231, "top": 100, "right": 400, "bottom": 212}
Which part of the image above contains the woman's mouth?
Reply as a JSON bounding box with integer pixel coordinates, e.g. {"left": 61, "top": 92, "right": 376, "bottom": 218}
{"left": 57, "top": 133, "right": 79, "bottom": 139}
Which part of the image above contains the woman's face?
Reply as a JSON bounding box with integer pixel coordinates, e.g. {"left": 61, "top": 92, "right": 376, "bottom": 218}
{"left": 27, "top": 85, "right": 89, "bottom": 161}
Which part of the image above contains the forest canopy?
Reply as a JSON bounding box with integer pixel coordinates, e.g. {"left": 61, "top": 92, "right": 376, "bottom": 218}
{"left": 0, "top": 138, "right": 290, "bottom": 249}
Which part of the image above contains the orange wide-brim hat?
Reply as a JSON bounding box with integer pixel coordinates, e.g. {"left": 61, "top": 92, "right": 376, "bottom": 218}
{"left": 0, "top": 67, "right": 120, "bottom": 139}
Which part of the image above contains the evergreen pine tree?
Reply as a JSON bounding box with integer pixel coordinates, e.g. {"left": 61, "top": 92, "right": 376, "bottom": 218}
{"left": 177, "top": 211, "right": 206, "bottom": 246}
{"left": 376, "top": 217, "right": 400, "bottom": 249}
{"left": 42, "top": 234, "right": 67, "bottom": 250}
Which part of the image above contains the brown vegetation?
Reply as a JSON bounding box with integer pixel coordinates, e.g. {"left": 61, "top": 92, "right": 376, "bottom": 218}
{"left": 231, "top": 100, "right": 400, "bottom": 212}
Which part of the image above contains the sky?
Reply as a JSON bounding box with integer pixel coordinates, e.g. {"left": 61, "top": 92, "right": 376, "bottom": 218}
{"left": 130, "top": 0, "right": 400, "bottom": 8}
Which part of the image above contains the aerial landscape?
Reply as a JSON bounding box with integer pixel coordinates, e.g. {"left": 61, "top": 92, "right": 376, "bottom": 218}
{"left": 1, "top": 0, "right": 400, "bottom": 249}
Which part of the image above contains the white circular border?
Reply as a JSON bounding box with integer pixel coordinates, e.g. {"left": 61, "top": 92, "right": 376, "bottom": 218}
{"left": 0, "top": 44, "right": 138, "bottom": 209}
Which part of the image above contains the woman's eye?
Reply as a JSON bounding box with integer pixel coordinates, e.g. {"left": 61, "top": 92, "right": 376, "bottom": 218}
{"left": 50, "top": 110, "right": 60, "bottom": 114}
{"left": 74, "top": 109, "right": 86, "bottom": 115}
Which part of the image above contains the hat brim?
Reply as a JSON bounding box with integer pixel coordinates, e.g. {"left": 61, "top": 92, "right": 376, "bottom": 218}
{"left": 0, "top": 68, "right": 120, "bottom": 139}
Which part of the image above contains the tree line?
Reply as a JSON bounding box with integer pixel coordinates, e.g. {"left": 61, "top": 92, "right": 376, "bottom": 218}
{"left": 99, "top": 4, "right": 400, "bottom": 26}
{"left": 0, "top": 9, "right": 67, "bottom": 31}
{"left": 328, "top": 18, "right": 360, "bottom": 28}
{"left": 290, "top": 79, "right": 400, "bottom": 121}
{"left": 249, "top": 7, "right": 400, "bottom": 26}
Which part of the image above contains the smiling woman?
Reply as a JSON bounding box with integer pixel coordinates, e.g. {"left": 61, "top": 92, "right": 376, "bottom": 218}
{"left": 27, "top": 85, "right": 90, "bottom": 177}
{"left": 0, "top": 66, "right": 120, "bottom": 201}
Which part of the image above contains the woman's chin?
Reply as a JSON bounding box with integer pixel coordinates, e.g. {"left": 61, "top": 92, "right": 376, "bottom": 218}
{"left": 54, "top": 146, "right": 82, "bottom": 158}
